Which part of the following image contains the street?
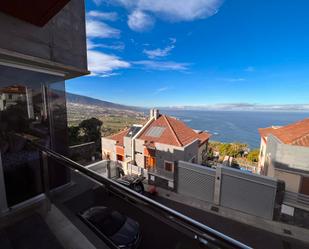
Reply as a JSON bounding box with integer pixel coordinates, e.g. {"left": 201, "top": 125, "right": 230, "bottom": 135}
{"left": 149, "top": 194, "right": 309, "bottom": 249}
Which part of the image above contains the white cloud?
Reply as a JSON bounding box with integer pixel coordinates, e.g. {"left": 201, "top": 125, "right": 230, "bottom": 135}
{"left": 87, "top": 39, "right": 125, "bottom": 51}
{"left": 133, "top": 60, "right": 189, "bottom": 71}
{"left": 87, "top": 11, "right": 118, "bottom": 21}
{"left": 143, "top": 38, "right": 176, "bottom": 59}
{"left": 87, "top": 50, "right": 131, "bottom": 77}
{"left": 86, "top": 19, "right": 120, "bottom": 38}
{"left": 103, "top": 0, "right": 223, "bottom": 30}
{"left": 137, "top": 0, "right": 223, "bottom": 21}
{"left": 127, "top": 10, "right": 155, "bottom": 32}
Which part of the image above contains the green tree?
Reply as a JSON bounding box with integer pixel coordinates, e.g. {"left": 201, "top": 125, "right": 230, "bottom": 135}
{"left": 218, "top": 143, "right": 248, "bottom": 157}
{"left": 68, "top": 126, "right": 82, "bottom": 146}
{"left": 247, "top": 149, "right": 260, "bottom": 162}
{"left": 79, "top": 117, "right": 103, "bottom": 150}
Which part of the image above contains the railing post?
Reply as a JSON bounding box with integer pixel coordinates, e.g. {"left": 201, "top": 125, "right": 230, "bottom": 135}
{"left": 42, "top": 151, "right": 51, "bottom": 211}
{"left": 0, "top": 152, "right": 9, "bottom": 213}
{"left": 214, "top": 166, "right": 222, "bottom": 205}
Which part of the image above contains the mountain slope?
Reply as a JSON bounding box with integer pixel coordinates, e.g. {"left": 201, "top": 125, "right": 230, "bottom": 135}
{"left": 66, "top": 92, "right": 142, "bottom": 111}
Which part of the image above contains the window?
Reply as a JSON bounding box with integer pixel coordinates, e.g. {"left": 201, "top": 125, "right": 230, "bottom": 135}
{"left": 165, "top": 161, "right": 174, "bottom": 172}
{"left": 116, "top": 154, "right": 124, "bottom": 161}
{"left": 145, "top": 156, "right": 156, "bottom": 169}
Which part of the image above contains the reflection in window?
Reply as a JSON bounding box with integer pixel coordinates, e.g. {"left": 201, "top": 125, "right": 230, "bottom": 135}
{"left": 0, "top": 65, "right": 67, "bottom": 206}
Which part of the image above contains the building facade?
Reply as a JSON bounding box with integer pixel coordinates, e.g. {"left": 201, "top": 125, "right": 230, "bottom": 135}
{"left": 102, "top": 109, "right": 211, "bottom": 189}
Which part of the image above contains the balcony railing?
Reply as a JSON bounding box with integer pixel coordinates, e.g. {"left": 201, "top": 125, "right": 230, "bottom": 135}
{"left": 32, "top": 142, "right": 250, "bottom": 249}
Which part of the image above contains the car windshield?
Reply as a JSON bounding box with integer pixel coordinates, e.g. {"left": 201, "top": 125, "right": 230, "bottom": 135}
{"left": 96, "top": 211, "right": 126, "bottom": 236}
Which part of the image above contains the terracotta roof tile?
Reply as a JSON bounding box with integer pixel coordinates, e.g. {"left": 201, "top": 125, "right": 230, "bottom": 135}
{"left": 138, "top": 115, "right": 211, "bottom": 147}
{"left": 259, "top": 118, "right": 309, "bottom": 147}
{"left": 106, "top": 129, "right": 130, "bottom": 147}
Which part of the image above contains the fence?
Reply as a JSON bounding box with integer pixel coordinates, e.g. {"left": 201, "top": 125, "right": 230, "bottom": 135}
{"left": 177, "top": 161, "right": 282, "bottom": 220}
{"left": 177, "top": 162, "right": 215, "bottom": 203}
{"left": 126, "top": 163, "right": 144, "bottom": 176}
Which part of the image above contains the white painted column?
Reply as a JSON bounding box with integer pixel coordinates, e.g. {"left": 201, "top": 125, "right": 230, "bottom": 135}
{"left": 0, "top": 152, "right": 8, "bottom": 213}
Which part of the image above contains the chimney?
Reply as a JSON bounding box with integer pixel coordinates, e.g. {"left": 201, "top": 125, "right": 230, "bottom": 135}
{"left": 149, "top": 108, "right": 160, "bottom": 120}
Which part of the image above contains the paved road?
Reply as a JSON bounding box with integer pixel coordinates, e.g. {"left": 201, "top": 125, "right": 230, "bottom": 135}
{"left": 149, "top": 194, "right": 309, "bottom": 249}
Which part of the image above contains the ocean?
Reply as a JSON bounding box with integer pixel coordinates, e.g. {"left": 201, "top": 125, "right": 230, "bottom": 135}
{"left": 160, "top": 110, "right": 309, "bottom": 149}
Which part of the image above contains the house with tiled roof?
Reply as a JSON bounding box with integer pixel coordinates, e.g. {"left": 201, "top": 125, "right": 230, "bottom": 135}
{"left": 101, "top": 109, "right": 211, "bottom": 189}
{"left": 258, "top": 118, "right": 309, "bottom": 195}
{"left": 0, "top": 85, "right": 28, "bottom": 111}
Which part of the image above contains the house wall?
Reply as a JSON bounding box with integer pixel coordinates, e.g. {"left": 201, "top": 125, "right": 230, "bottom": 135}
{"left": 274, "top": 170, "right": 301, "bottom": 192}
{"left": 134, "top": 138, "right": 201, "bottom": 171}
{"left": 265, "top": 135, "right": 309, "bottom": 193}
{"left": 124, "top": 136, "right": 132, "bottom": 161}
{"left": 134, "top": 139, "right": 146, "bottom": 167}
{"left": 198, "top": 142, "right": 207, "bottom": 164}
{"left": 258, "top": 137, "right": 267, "bottom": 173}
{"left": 101, "top": 138, "right": 117, "bottom": 161}
{"left": 0, "top": 0, "right": 87, "bottom": 70}
{"left": 184, "top": 140, "right": 199, "bottom": 163}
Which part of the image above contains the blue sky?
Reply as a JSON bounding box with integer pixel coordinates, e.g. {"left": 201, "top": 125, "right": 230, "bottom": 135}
{"left": 67, "top": 0, "right": 309, "bottom": 109}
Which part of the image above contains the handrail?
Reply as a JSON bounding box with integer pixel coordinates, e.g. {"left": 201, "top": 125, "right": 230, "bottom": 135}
{"left": 32, "top": 142, "right": 251, "bottom": 249}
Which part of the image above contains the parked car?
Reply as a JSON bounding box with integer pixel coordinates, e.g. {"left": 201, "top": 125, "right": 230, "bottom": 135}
{"left": 115, "top": 174, "right": 145, "bottom": 194}
{"left": 80, "top": 206, "right": 141, "bottom": 249}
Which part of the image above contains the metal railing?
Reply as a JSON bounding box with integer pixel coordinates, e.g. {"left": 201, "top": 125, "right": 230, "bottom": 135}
{"left": 32, "top": 142, "right": 251, "bottom": 249}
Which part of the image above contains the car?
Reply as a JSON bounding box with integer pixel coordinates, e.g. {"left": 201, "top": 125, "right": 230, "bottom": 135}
{"left": 80, "top": 206, "right": 141, "bottom": 249}
{"left": 115, "top": 174, "right": 145, "bottom": 194}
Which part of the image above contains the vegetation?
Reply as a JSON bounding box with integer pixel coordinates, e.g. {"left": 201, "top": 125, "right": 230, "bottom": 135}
{"left": 247, "top": 149, "right": 260, "bottom": 162}
{"left": 208, "top": 141, "right": 248, "bottom": 158}
{"left": 68, "top": 117, "right": 103, "bottom": 148}
{"left": 206, "top": 141, "right": 259, "bottom": 168}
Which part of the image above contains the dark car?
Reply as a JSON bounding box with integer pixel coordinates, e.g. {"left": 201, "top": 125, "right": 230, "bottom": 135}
{"left": 115, "top": 175, "right": 145, "bottom": 194}
{"left": 80, "top": 206, "right": 141, "bottom": 249}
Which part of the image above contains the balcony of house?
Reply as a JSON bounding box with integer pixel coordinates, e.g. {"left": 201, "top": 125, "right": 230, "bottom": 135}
{"left": 0, "top": 142, "right": 250, "bottom": 249}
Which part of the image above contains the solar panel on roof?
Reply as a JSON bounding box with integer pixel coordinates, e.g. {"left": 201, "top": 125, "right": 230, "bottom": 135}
{"left": 145, "top": 126, "right": 165, "bottom": 137}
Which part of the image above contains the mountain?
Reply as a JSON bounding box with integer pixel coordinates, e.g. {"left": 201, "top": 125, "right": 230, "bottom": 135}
{"left": 66, "top": 92, "right": 143, "bottom": 112}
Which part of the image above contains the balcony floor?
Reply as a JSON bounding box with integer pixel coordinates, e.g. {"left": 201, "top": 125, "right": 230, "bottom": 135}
{"left": 0, "top": 213, "right": 64, "bottom": 249}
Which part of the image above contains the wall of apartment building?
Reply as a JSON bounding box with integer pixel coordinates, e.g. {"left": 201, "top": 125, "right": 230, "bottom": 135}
{"left": 101, "top": 138, "right": 117, "bottom": 161}
{"left": 0, "top": 0, "right": 87, "bottom": 70}
{"left": 177, "top": 161, "right": 281, "bottom": 220}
